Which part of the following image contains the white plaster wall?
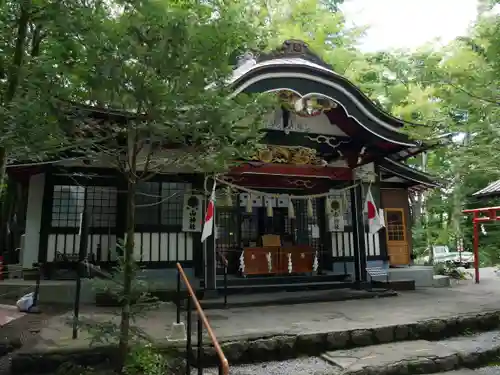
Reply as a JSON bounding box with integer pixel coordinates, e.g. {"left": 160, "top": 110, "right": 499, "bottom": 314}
{"left": 24, "top": 173, "right": 45, "bottom": 269}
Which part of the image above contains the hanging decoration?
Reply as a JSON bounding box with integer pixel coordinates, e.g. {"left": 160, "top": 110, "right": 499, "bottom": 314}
{"left": 239, "top": 251, "right": 246, "bottom": 274}
{"left": 313, "top": 251, "right": 319, "bottom": 272}
{"left": 267, "top": 200, "right": 274, "bottom": 217}
{"left": 288, "top": 199, "right": 296, "bottom": 219}
{"left": 225, "top": 187, "right": 233, "bottom": 207}
{"left": 266, "top": 252, "right": 273, "bottom": 273}
{"left": 307, "top": 198, "right": 314, "bottom": 218}
{"left": 327, "top": 197, "right": 345, "bottom": 232}
{"left": 206, "top": 176, "right": 358, "bottom": 200}
{"left": 264, "top": 196, "right": 275, "bottom": 217}
{"left": 203, "top": 175, "right": 360, "bottom": 231}
{"left": 246, "top": 193, "right": 253, "bottom": 213}
{"left": 287, "top": 253, "right": 293, "bottom": 274}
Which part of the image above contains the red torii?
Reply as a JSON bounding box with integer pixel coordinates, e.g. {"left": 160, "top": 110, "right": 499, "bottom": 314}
{"left": 462, "top": 206, "right": 500, "bottom": 283}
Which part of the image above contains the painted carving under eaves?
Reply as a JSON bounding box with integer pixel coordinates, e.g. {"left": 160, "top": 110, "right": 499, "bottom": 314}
{"left": 250, "top": 145, "right": 326, "bottom": 166}
{"left": 277, "top": 90, "right": 337, "bottom": 118}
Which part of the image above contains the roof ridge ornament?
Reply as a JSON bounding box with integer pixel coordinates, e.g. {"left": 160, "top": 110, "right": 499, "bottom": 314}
{"left": 236, "top": 52, "right": 256, "bottom": 67}
{"left": 259, "top": 39, "right": 332, "bottom": 69}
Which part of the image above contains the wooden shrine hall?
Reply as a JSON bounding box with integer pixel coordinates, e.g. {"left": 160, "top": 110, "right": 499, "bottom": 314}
{"left": 7, "top": 40, "right": 441, "bottom": 296}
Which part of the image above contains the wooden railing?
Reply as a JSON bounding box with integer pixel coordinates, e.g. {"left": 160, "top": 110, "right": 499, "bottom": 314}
{"left": 176, "top": 262, "right": 229, "bottom": 375}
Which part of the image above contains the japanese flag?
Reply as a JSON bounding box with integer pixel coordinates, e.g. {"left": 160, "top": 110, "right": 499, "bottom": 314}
{"left": 364, "top": 187, "right": 384, "bottom": 234}
{"left": 201, "top": 182, "right": 216, "bottom": 243}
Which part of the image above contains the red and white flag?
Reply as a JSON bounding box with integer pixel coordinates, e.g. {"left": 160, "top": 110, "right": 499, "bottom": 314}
{"left": 201, "top": 182, "right": 216, "bottom": 243}
{"left": 364, "top": 187, "right": 384, "bottom": 234}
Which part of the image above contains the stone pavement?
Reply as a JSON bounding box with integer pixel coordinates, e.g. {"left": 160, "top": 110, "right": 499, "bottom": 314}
{"left": 0, "top": 304, "right": 24, "bottom": 327}
{"left": 16, "top": 268, "right": 500, "bottom": 353}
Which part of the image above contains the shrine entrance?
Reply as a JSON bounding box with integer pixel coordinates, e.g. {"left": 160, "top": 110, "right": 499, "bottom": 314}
{"left": 215, "top": 195, "right": 331, "bottom": 278}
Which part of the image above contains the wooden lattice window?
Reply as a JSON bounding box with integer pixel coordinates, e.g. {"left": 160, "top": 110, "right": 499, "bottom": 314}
{"left": 51, "top": 185, "right": 117, "bottom": 228}
{"left": 135, "top": 181, "right": 190, "bottom": 227}
{"left": 385, "top": 209, "right": 406, "bottom": 242}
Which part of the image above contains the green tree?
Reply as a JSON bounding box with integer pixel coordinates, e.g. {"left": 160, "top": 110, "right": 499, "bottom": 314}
{"left": 67, "top": 0, "right": 272, "bottom": 370}
{"left": 0, "top": 0, "right": 115, "bottom": 190}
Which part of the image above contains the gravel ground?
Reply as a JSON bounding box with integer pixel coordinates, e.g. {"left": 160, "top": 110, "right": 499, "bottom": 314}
{"left": 193, "top": 357, "right": 339, "bottom": 375}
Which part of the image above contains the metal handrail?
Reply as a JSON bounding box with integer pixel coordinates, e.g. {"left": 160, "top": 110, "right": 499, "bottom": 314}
{"left": 176, "top": 262, "right": 229, "bottom": 375}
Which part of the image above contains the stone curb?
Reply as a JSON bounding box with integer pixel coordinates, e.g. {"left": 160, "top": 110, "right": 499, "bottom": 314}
{"left": 11, "top": 310, "right": 500, "bottom": 374}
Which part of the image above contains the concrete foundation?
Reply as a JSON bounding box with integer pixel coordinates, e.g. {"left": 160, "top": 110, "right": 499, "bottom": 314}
{"left": 388, "top": 266, "right": 435, "bottom": 287}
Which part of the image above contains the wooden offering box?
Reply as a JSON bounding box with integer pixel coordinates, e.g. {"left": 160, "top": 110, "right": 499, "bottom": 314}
{"left": 241, "top": 244, "right": 315, "bottom": 276}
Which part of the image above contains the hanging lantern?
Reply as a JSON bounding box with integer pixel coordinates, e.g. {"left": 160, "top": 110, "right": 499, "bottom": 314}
{"left": 307, "top": 198, "right": 314, "bottom": 218}
{"left": 226, "top": 187, "right": 233, "bottom": 207}
{"left": 288, "top": 198, "right": 295, "bottom": 219}
{"left": 246, "top": 193, "right": 253, "bottom": 213}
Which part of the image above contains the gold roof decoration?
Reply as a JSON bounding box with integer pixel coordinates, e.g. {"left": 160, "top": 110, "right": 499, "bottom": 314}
{"left": 277, "top": 90, "right": 337, "bottom": 118}
{"left": 250, "top": 145, "right": 325, "bottom": 165}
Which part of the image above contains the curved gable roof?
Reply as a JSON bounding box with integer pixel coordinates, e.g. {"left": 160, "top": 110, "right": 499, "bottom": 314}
{"left": 229, "top": 40, "right": 424, "bottom": 148}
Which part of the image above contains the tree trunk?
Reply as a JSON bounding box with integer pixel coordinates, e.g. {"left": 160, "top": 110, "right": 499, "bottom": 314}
{"left": 0, "top": 0, "right": 31, "bottom": 196}
{"left": 0, "top": 148, "right": 6, "bottom": 196}
{"left": 421, "top": 152, "right": 433, "bottom": 264}
{"left": 117, "top": 178, "right": 136, "bottom": 372}
{"left": 0, "top": 180, "right": 16, "bottom": 258}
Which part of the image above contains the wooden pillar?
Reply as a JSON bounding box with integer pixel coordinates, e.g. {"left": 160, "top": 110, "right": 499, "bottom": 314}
{"left": 38, "top": 167, "right": 54, "bottom": 269}
{"left": 345, "top": 147, "right": 368, "bottom": 286}
{"left": 373, "top": 165, "right": 388, "bottom": 260}
{"left": 351, "top": 183, "right": 367, "bottom": 285}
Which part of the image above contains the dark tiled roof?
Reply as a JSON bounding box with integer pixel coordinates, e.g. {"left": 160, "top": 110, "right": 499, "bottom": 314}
{"left": 379, "top": 157, "right": 441, "bottom": 188}
{"left": 473, "top": 180, "right": 500, "bottom": 198}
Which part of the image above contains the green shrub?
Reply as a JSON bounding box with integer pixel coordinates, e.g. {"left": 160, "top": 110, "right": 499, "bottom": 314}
{"left": 124, "top": 344, "right": 170, "bottom": 375}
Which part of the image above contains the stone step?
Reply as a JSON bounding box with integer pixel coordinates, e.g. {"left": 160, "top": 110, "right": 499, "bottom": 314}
{"left": 197, "top": 330, "right": 500, "bottom": 375}
{"left": 424, "top": 370, "right": 489, "bottom": 375}
{"left": 200, "top": 287, "right": 397, "bottom": 309}
{"left": 320, "top": 330, "right": 500, "bottom": 375}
